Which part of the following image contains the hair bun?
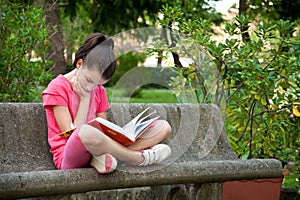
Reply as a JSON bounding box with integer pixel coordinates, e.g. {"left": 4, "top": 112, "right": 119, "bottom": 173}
{"left": 73, "top": 32, "right": 112, "bottom": 67}
{"left": 101, "top": 37, "right": 114, "bottom": 49}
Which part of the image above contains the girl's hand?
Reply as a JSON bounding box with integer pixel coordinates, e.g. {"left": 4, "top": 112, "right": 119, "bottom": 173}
{"left": 71, "top": 75, "right": 90, "bottom": 99}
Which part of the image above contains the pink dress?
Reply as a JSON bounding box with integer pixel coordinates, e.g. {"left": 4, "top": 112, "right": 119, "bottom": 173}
{"left": 42, "top": 75, "right": 109, "bottom": 168}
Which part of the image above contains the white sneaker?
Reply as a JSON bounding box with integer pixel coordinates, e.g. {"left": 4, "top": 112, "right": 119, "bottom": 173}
{"left": 91, "top": 153, "right": 117, "bottom": 174}
{"left": 139, "top": 144, "right": 171, "bottom": 166}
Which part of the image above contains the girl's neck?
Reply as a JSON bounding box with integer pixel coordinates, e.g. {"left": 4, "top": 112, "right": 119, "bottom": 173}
{"left": 64, "top": 69, "right": 77, "bottom": 82}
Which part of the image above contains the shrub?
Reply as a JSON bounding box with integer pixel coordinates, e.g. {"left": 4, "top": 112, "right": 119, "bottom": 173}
{"left": 0, "top": 2, "right": 52, "bottom": 102}
{"left": 150, "top": 5, "right": 300, "bottom": 188}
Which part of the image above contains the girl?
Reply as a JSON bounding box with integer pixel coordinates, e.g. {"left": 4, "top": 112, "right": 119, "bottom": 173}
{"left": 42, "top": 33, "right": 171, "bottom": 174}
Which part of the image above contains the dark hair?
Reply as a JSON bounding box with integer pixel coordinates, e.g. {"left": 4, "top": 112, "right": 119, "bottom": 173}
{"left": 73, "top": 33, "right": 117, "bottom": 80}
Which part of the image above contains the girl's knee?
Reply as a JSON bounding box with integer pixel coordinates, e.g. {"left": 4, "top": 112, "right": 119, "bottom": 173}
{"left": 77, "top": 124, "right": 113, "bottom": 156}
{"left": 78, "top": 124, "right": 105, "bottom": 146}
{"left": 159, "top": 120, "right": 171, "bottom": 139}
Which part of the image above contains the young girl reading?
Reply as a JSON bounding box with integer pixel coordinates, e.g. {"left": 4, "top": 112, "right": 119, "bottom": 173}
{"left": 42, "top": 33, "right": 171, "bottom": 174}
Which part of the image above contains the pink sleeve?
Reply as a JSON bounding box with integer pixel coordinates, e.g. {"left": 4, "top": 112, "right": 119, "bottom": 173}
{"left": 42, "top": 93, "right": 68, "bottom": 108}
{"left": 42, "top": 76, "right": 70, "bottom": 108}
{"left": 95, "top": 86, "right": 110, "bottom": 114}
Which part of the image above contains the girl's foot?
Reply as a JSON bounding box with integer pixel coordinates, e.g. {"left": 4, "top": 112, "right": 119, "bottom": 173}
{"left": 139, "top": 144, "right": 171, "bottom": 166}
{"left": 91, "top": 153, "right": 117, "bottom": 174}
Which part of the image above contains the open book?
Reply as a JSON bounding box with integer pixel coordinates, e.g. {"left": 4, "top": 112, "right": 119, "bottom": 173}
{"left": 59, "top": 107, "right": 159, "bottom": 146}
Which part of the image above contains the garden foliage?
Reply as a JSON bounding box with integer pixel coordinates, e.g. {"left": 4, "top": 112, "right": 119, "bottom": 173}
{"left": 0, "top": 2, "right": 52, "bottom": 102}
{"left": 150, "top": 5, "right": 300, "bottom": 187}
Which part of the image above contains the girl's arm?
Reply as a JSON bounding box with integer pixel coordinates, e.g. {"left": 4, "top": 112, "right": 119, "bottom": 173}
{"left": 73, "top": 96, "right": 90, "bottom": 127}
{"left": 53, "top": 75, "right": 106, "bottom": 132}
{"left": 70, "top": 72, "right": 91, "bottom": 127}
{"left": 53, "top": 106, "right": 107, "bottom": 132}
{"left": 96, "top": 112, "right": 107, "bottom": 119}
{"left": 54, "top": 105, "right": 108, "bottom": 133}
{"left": 53, "top": 106, "right": 73, "bottom": 132}
{"left": 53, "top": 96, "right": 90, "bottom": 132}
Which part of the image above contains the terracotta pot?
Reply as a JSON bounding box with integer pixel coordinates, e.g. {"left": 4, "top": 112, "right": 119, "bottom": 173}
{"left": 222, "top": 176, "right": 284, "bottom": 200}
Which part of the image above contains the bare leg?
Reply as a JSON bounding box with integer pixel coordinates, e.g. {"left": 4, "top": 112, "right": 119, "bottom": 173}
{"left": 127, "top": 120, "right": 171, "bottom": 151}
{"left": 78, "top": 124, "right": 143, "bottom": 165}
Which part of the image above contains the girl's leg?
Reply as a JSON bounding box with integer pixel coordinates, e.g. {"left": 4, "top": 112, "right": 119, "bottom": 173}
{"left": 127, "top": 120, "right": 171, "bottom": 151}
{"left": 78, "top": 124, "right": 144, "bottom": 165}
{"left": 60, "top": 128, "right": 92, "bottom": 169}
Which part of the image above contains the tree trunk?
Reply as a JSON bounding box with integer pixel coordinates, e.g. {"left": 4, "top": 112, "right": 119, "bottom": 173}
{"left": 44, "top": 0, "right": 66, "bottom": 77}
{"left": 239, "top": 0, "right": 247, "bottom": 13}
{"left": 239, "top": 0, "right": 250, "bottom": 42}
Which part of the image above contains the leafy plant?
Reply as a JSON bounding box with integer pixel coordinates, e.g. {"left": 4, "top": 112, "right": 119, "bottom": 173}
{"left": 0, "top": 1, "right": 52, "bottom": 102}
{"left": 150, "top": 5, "right": 300, "bottom": 188}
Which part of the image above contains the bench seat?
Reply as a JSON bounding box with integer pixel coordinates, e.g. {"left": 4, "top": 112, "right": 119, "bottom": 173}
{"left": 0, "top": 103, "right": 282, "bottom": 199}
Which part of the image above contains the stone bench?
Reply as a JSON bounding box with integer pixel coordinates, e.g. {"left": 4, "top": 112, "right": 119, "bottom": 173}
{"left": 0, "top": 103, "right": 282, "bottom": 199}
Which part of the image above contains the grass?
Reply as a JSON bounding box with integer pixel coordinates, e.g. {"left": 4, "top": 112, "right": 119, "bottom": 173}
{"left": 106, "top": 88, "right": 179, "bottom": 103}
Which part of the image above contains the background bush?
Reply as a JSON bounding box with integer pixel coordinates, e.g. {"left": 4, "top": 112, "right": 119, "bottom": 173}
{"left": 0, "top": 2, "right": 52, "bottom": 102}
{"left": 152, "top": 5, "right": 300, "bottom": 188}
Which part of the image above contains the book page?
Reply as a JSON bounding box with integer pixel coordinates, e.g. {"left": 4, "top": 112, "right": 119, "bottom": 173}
{"left": 122, "top": 107, "right": 151, "bottom": 134}
{"left": 136, "top": 110, "right": 157, "bottom": 127}
{"left": 134, "top": 116, "right": 160, "bottom": 137}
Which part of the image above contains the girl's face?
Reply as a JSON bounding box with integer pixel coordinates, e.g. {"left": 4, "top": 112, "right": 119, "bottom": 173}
{"left": 75, "top": 66, "right": 108, "bottom": 93}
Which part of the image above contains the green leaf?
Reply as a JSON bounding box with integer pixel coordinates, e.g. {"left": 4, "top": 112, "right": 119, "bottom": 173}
{"left": 261, "top": 98, "right": 267, "bottom": 105}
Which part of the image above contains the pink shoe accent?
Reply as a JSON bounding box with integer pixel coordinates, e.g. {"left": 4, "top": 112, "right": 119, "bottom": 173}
{"left": 91, "top": 153, "right": 117, "bottom": 174}
{"left": 104, "top": 155, "right": 112, "bottom": 172}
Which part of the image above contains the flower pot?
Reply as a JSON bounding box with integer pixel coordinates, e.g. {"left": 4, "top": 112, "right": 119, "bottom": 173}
{"left": 222, "top": 176, "right": 283, "bottom": 200}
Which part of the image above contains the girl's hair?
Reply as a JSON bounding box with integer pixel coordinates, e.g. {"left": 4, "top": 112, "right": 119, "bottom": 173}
{"left": 73, "top": 33, "right": 117, "bottom": 80}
